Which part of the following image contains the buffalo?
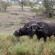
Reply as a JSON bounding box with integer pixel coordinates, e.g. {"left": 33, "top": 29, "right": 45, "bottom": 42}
{"left": 30, "top": 22, "right": 55, "bottom": 42}
{"left": 14, "top": 21, "right": 55, "bottom": 43}
{"left": 14, "top": 21, "right": 38, "bottom": 38}
{"left": 35, "top": 22, "right": 55, "bottom": 42}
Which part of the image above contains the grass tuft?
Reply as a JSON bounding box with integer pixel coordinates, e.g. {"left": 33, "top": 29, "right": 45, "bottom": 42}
{"left": 0, "top": 34, "right": 55, "bottom": 55}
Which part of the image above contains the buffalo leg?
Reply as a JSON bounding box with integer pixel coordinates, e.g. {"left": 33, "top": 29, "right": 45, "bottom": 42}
{"left": 49, "top": 36, "right": 51, "bottom": 39}
{"left": 37, "top": 36, "right": 41, "bottom": 41}
{"left": 54, "top": 34, "right": 55, "bottom": 37}
{"left": 29, "top": 34, "right": 34, "bottom": 39}
{"left": 43, "top": 35, "right": 47, "bottom": 43}
{"left": 37, "top": 35, "right": 41, "bottom": 41}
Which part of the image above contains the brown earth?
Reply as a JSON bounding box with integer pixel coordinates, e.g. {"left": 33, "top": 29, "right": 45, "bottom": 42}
{"left": 0, "top": 6, "right": 52, "bottom": 34}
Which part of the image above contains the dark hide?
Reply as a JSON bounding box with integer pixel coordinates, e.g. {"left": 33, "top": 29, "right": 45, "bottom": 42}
{"left": 14, "top": 21, "right": 38, "bottom": 38}
{"left": 14, "top": 27, "right": 28, "bottom": 37}
{"left": 24, "top": 21, "right": 55, "bottom": 42}
{"left": 14, "top": 21, "right": 55, "bottom": 43}
{"left": 36, "top": 22, "right": 55, "bottom": 42}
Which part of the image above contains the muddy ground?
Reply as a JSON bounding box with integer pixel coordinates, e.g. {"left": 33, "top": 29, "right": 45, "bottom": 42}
{"left": 0, "top": 6, "right": 55, "bottom": 34}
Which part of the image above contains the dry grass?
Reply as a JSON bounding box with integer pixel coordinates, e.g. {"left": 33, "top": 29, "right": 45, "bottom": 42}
{"left": 0, "top": 34, "right": 55, "bottom": 55}
{"left": 0, "top": 6, "right": 55, "bottom": 33}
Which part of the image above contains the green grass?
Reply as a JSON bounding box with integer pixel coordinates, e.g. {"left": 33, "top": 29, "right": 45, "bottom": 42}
{"left": 8, "top": 5, "right": 30, "bottom": 9}
{"left": 0, "top": 34, "right": 55, "bottom": 55}
{"left": 8, "top": 4, "right": 43, "bottom": 9}
{"left": 43, "top": 16, "right": 55, "bottom": 22}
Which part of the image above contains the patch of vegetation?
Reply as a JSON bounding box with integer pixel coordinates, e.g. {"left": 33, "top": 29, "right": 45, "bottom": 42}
{"left": 0, "top": 34, "right": 55, "bottom": 55}
{"left": 0, "top": 22, "right": 2, "bottom": 26}
{"left": 0, "top": 1, "right": 11, "bottom": 11}
{"left": 11, "top": 12, "right": 18, "bottom": 15}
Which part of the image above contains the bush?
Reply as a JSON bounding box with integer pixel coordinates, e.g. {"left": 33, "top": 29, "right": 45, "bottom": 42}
{"left": 43, "top": 0, "right": 54, "bottom": 18}
{"left": 29, "top": 1, "right": 35, "bottom": 8}
{"left": 30, "top": 6, "right": 45, "bottom": 17}
{"left": 0, "top": 4, "right": 2, "bottom": 11}
{"left": 0, "top": 1, "right": 11, "bottom": 11}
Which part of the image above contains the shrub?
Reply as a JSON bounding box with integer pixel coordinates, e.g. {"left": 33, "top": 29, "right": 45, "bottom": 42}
{"left": 0, "top": 1, "right": 11, "bottom": 11}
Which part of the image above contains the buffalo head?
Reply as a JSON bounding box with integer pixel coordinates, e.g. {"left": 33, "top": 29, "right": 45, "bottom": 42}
{"left": 13, "top": 27, "right": 29, "bottom": 37}
{"left": 25, "top": 23, "right": 44, "bottom": 32}
{"left": 13, "top": 28, "right": 22, "bottom": 37}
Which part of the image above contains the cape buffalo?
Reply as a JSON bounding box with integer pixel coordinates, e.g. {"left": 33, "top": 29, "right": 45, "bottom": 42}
{"left": 14, "top": 21, "right": 39, "bottom": 38}
{"left": 14, "top": 21, "right": 55, "bottom": 43}
{"left": 14, "top": 27, "right": 35, "bottom": 39}
{"left": 35, "top": 22, "right": 55, "bottom": 42}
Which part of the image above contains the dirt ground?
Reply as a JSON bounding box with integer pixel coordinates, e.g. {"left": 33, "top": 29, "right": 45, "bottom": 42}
{"left": 0, "top": 6, "right": 54, "bottom": 34}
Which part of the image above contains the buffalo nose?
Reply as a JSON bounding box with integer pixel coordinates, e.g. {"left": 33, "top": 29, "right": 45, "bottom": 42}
{"left": 13, "top": 31, "right": 19, "bottom": 37}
